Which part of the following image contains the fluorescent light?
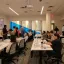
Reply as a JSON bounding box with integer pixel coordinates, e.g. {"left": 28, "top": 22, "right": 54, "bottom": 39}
{"left": 27, "top": 5, "right": 33, "bottom": 8}
{"left": 40, "top": 6, "right": 44, "bottom": 15}
{"left": 36, "top": 20, "right": 38, "bottom": 23}
{"left": 9, "top": 7, "right": 19, "bottom": 15}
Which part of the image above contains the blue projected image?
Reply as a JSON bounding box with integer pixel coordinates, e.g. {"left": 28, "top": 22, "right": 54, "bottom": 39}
{"left": 10, "top": 21, "right": 40, "bottom": 34}
{"left": 10, "top": 21, "right": 21, "bottom": 30}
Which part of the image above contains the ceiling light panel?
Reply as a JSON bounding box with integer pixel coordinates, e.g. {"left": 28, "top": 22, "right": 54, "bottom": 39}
{"left": 40, "top": 6, "right": 44, "bottom": 15}
{"left": 9, "top": 7, "right": 19, "bottom": 15}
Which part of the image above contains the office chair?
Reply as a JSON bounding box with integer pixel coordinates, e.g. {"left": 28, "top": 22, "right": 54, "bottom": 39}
{"left": 18, "top": 39, "right": 26, "bottom": 55}
{"left": 44, "top": 51, "right": 64, "bottom": 64}
{"left": 3, "top": 43, "right": 18, "bottom": 64}
{"left": 24, "top": 36, "right": 28, "bottom": 50}
{"left": 61, "top": 38, "right": 64, "bottom": 48}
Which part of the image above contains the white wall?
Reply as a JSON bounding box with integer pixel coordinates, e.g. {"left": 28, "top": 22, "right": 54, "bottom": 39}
{"left": 8, "top": 15, "right": 46, "bottom": 32}
{"left": 0, "top": 15, "right": 10, "bottom": 30}
{"left": 54, "top": 16, "right": 64, "bottom": 33}
{"left": 4, "top": 15, "right": 64, "bottom": 33}
{"left": 8, "top": 15, "right": 45, "bottom": 21}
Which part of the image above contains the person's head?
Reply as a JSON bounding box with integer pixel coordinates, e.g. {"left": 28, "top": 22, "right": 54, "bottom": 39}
{"left": 50, "top": 31, "right": 54, "bottom": 35}
{"left": 9, "top": 29, "right": 12, "bottom": 31}
{"left": 47, "top": 32, "right": 50, "bottom": 36}
{"left": 47, "top": 31, "right": 49, "bottom": 33}
{"left": 8, "top": 29, "right": 12, "bottom": 34}
{"left": 43, "top": 31, "right": 46, "bottom": 34}
{"left": 4, "top": 25, "right": 7, "bottom": 28}
{"left": 21, "top": 27, "right": 24, "bottom": 31}
{"left": 16, "top": 27, "right": 18, "bottom": 30}
{"left": 13, "top": 26, "right": 16, "bottom": 29}
{"left": 54, "top": 34, "right": 60, "bottom": 40}
{"left": 29, "top": 29, "right": 32, "bottom": 32}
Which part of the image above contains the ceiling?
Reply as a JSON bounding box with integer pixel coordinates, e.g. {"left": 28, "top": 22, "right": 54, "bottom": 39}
{"left": 0, "top": 0, "right": 64, "bottom": 16}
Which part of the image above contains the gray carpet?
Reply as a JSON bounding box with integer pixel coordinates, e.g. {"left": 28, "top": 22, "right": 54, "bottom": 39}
{"left": 6, "top": 40, "right": 64, "bottom": 64}
{"left": 17, "top": 41, "right": 64, "bottom": 64}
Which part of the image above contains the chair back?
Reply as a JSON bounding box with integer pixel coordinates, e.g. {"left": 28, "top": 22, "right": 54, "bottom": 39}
{"left": 9, "top": 43, "right": 16, "bottom": 54}
{"left": 24, "top": 36, "right": 28, "bottom": 42}
{"left": 61, "top": 38, "right": 64, "bottom": 44}
{"left": 10, "top": 35, "right": 16, "bottom": 42}
{"left": 19, "top": 39, "right": 24, "bottom": 48}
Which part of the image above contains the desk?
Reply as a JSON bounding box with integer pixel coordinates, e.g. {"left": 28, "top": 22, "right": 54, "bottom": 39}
{"left": 31, "top": 38, "right": 53, "bottom": 64}
{"left": 31, "top": 39, "right": 52, "bottom": 51}
{"left": 0, "top": 40, "right": 12, "bottom": 51}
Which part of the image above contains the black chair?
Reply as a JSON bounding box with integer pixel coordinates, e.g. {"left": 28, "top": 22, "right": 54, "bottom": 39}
{"left": 18, "top": 39, "right": 26, "bottom": 55}
{"left": 45, "top": 51, "right": 64, "bottom": 64}
{"left": 24, "top": 36, "right": 29, "bottom": 50}
{"left": 2, "top": 43, "right": 18, "bottom": 64}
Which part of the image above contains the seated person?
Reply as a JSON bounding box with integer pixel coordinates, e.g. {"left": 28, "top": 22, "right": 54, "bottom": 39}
{"left": 42, "top": 31, "right": 47, "bottom": 39}
{"left": 20, "top": 27, "right": 25, "bottom": 37}
{"left": 50, "top": 31, "right": 55, "bottom": 41}
{"left": 28, "top": 30, "right": 33, "bottom": 40}
{"left": 10, "top": 29, "right": 16, "bottom": 42}
{"left": 47, "top": 34, "right": 62, "bottom": 58}
{"left": 24, "top": 33, "right": 29, "bottom": 42}
{"left": 47, "top": 32, "right": 51, "bottom": 39}
{"left": 33, "top": 30, "right": 36, "bottom": 36}
{"left": 7, "top": 29, "right": 12, "bottom": 39}
{"left": 46, "top": 31, "right": 54, "bottom": 42}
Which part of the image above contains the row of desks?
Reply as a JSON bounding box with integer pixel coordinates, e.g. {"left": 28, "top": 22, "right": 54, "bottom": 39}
{"left": 31, "top": 38, "right": 53, "bottom": 51}
{"left": 31, "top": 34, "right": 64, "bottom": 64}
{"left": 31, "top": 34, "right": 53, "bottom": 64}
{"left": 0, "top": 37, "right": 25, "bottom": 51}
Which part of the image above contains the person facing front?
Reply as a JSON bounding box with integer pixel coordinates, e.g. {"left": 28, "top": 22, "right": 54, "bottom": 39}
{"left": 2, "top": 25, "right": 8, "bottom": 39}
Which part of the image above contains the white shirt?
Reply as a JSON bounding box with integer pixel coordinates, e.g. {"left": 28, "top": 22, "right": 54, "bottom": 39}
{"left": 62, "top": 26, "right": 64, "bottom": 31}
{"left": 24, "top": 36, "right": 28, "bottom": 42}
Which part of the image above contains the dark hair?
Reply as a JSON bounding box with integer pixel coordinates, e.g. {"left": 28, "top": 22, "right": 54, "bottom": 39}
{"left": 13, "top": 26, "right": 16, "bottom": 28}
{"left": 50, "top": 31, "right": 53, "bottom": 33}
{"left": 54, "top": 33, "right": 60, "bottom": 39}
{"left": 47, "top": 31, "right": 50, "bottom": 33}
{"left": 43, "top": 31, "right": 46, "bottom": 34}
{"left": 9, "top": 29, "right": 12, "bottom": 31}
{"left": 4, "top": 25, "right": 7, "bottom": 27}
{"left": 16, "top": 27, "right": 18, "bottom": 29}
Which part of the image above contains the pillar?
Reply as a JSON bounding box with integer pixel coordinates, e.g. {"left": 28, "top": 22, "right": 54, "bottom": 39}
{"left": 46, "top": 13, "right": 51, "bottom": 31}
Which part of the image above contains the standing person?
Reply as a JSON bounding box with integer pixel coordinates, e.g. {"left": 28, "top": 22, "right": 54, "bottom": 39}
{"left": 62, "top": 25, "right": 64, "bottom": 36}
{"left": 13, "top": 26, "right": 16, "bottom": 34}
{"left": 54, "top": 26, "right": 59, "bottom": 33}
{"left": 2, "top": 25, "right": 8, "bottom": 39}
{"left": 16, "top": 27, "right": 19, "bottom": 37}
{"left": 21, "top": 27, "right": 25, "bottom": 37}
